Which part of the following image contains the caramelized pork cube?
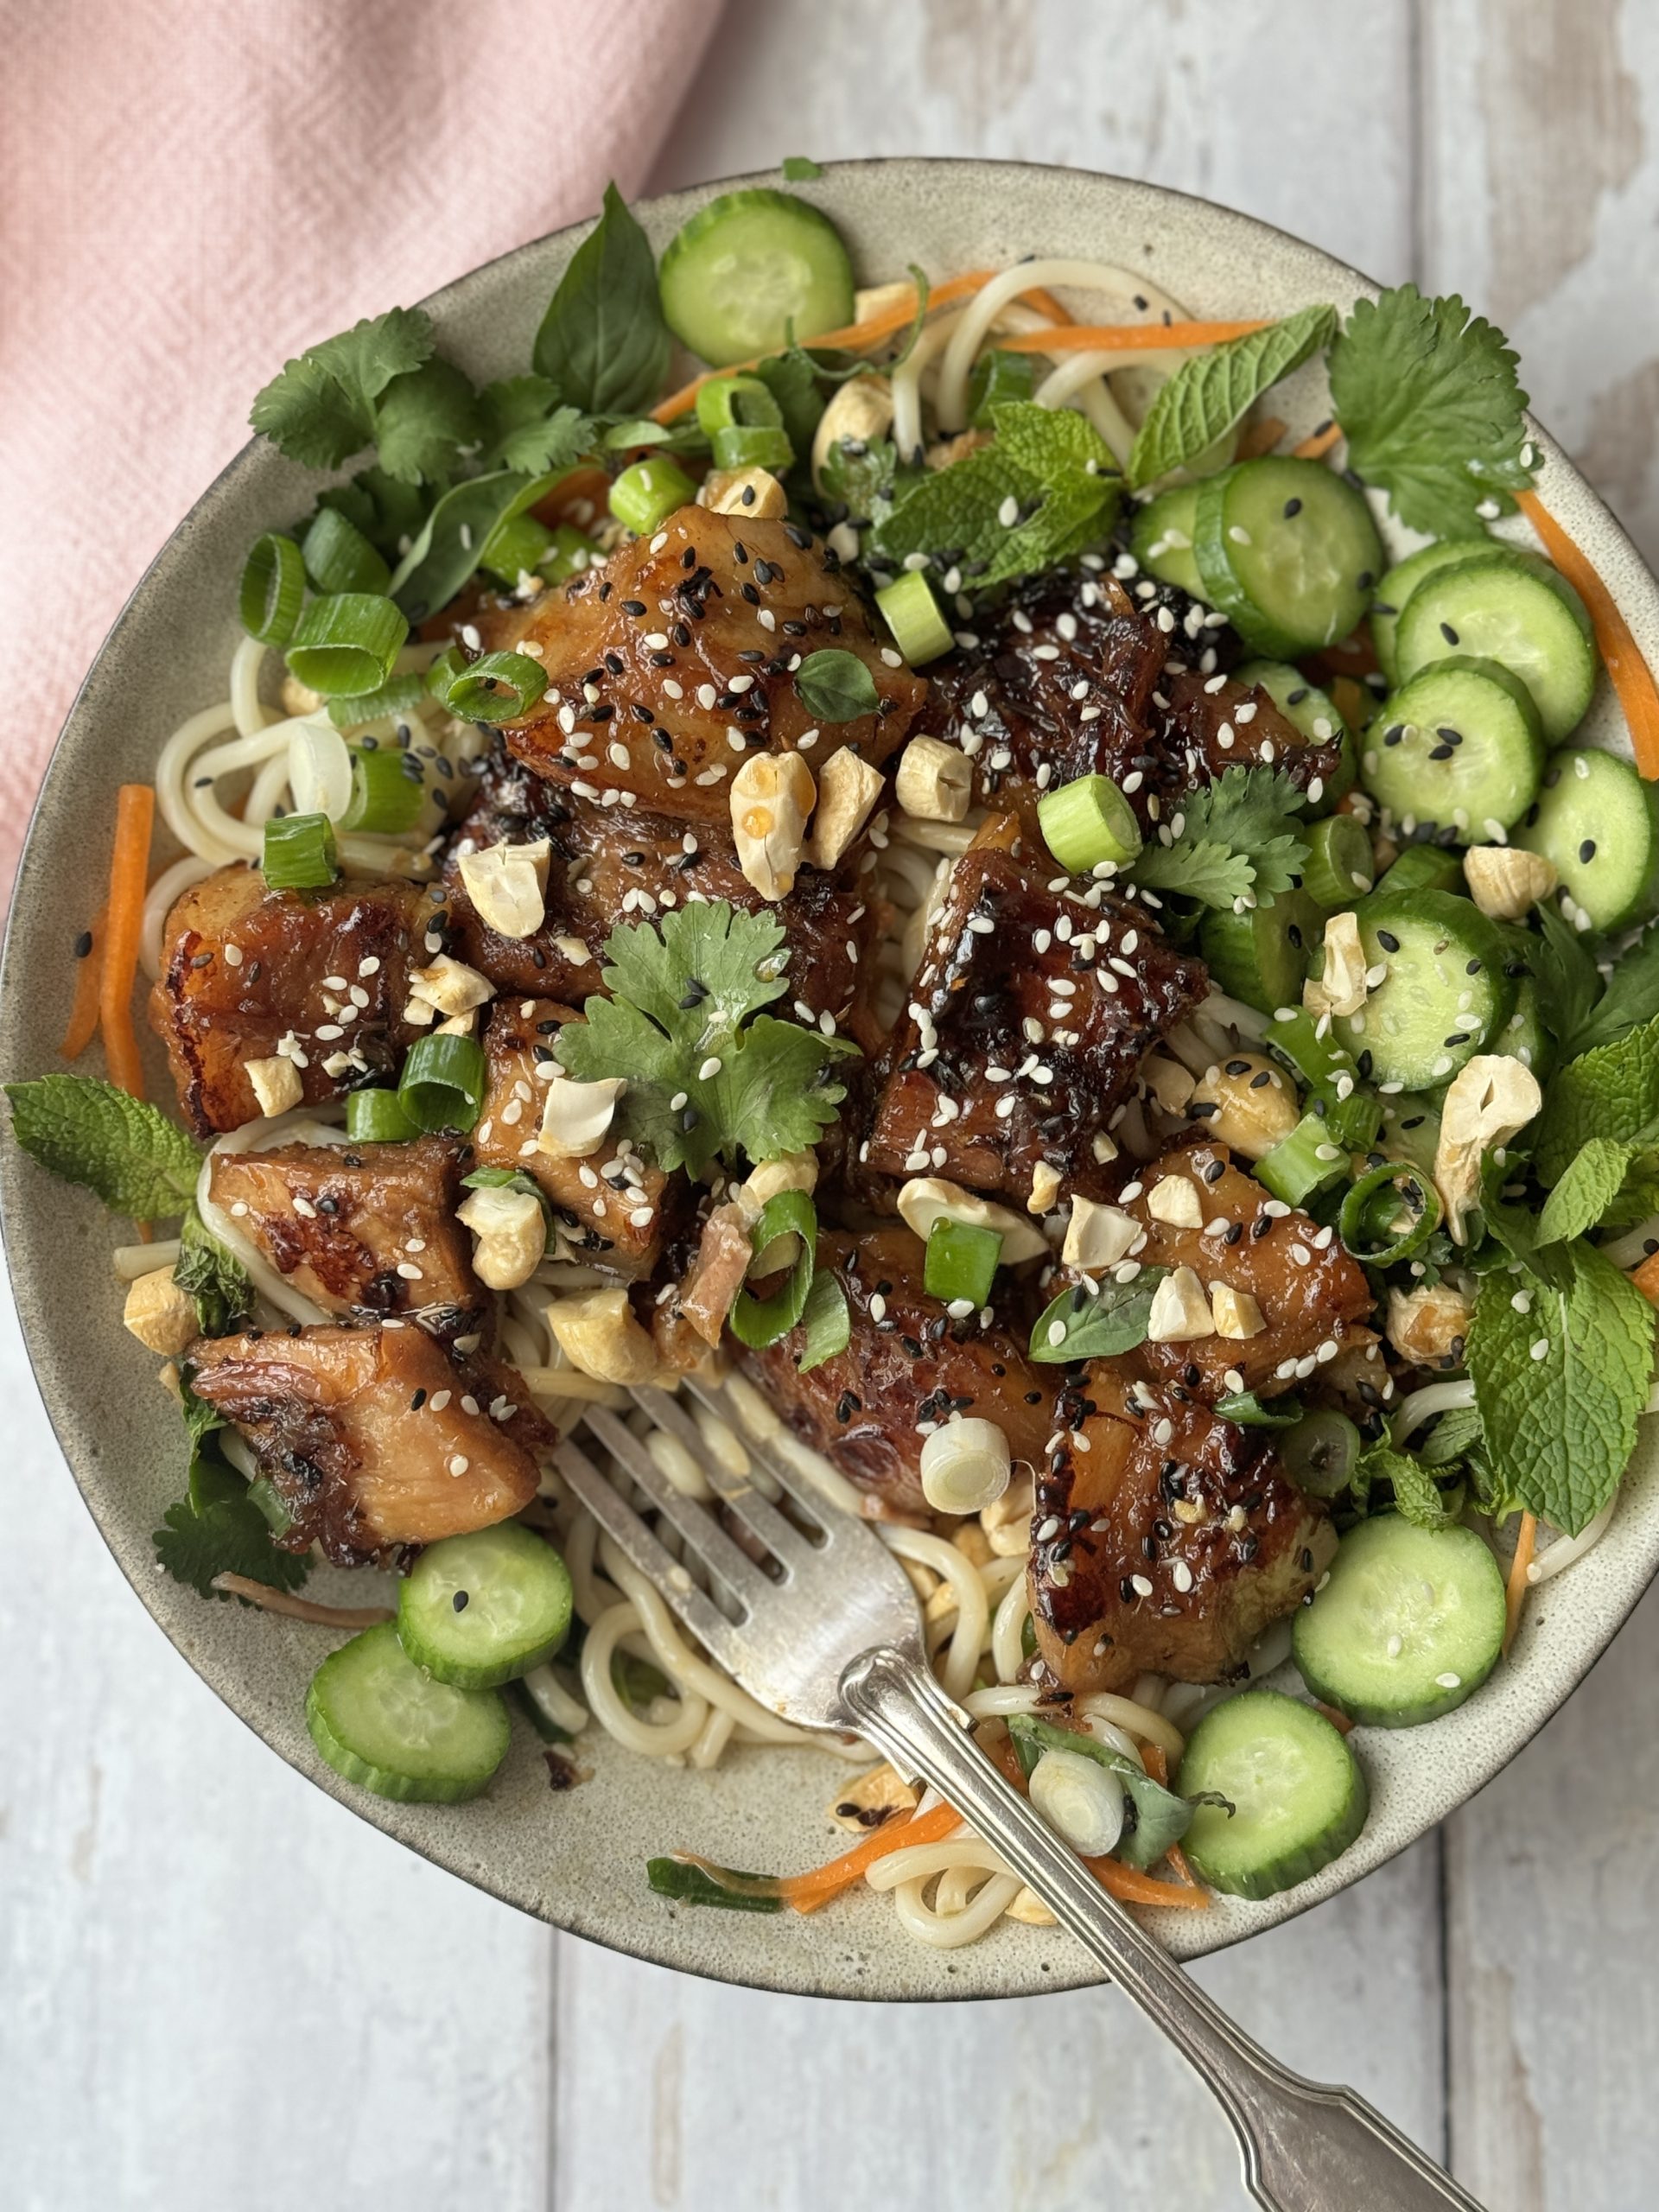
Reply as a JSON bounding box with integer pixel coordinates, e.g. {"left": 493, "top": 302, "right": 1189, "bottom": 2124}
{"left": 1029, "top": 1369, "right": 1335, "bottom": 1693}
{"left": 737, "top": 1227, "right": 1057, "bottom": 1514}
{"left": 207, "top": 1135, "right": 479, "bottom": 1332}
{"left": 472, "top": 996, "right": 677, "bottom": 1278}
{"left": 491, "top": 508, "right": 925, "bottom": 827}
{"left": 865, "top": 842, "right": 1207, "bottom": 1211}
{"left": 1160, "top": 666, "right": 1342, "bottom": 798}
{"left": 150, "top": 865, "right": 427, "bottom": 1135}
{"left": 187, "top": 1324, "right": 553, "bottom": 1567}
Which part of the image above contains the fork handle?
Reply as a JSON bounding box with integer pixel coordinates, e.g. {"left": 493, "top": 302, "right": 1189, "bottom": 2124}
{"left": 839, "top": 1647, "right": 1483, "bottom": 2212}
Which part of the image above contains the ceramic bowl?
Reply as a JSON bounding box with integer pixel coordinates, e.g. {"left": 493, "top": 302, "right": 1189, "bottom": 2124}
{"left": 5, "top": 158, "right": 1656, "bottom": 2000}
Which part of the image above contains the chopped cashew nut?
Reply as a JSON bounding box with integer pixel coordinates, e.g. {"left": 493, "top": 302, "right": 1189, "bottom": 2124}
{"left": 1062, "top": 1197, "right": 1141, "bottom": 1271}
{"left": 826, "top": 1762, "right": 918, "bottom": 1834}
{"left": 894, "top": 734, "right": 973, "bottom": 823}
{"left": 245, "top": 1054, "right": 302, "bottom": 1118}
{"left": 981, "top": 1471, "right": 1035, "bottom": 1557}
{"left": 553, "top": 934, "right": 593, "bottom": 968}
{"left": 456, "top": 1184, "right": 545, "bottom": 1291}
{"left": 280, "top": 673, "right": 322, "bottom": 717}
{"left": 457, "top": 837, "right": 551, "bottom": 938}
{"left": 810, "top": 375, "right": 897, "bottom": 491}
{"left": 1191, "top": 1056, "right": 1299, "bottom": 1160}
{"left": 806, "top": 747, "right": 884, "bottom": 868}
{"left": 402, "top": 995, "right": 437, "bottom": 1027}
{"left": 538, "top": 1075, "right": 626, "bottom": 1159}
{"left": 1305, "top": 910, "right": 1370, "bottom": 1020}
{"left": 408, "top": 954, "right": 495, "bottom": 1018}
{"left": 730, "top": 751, "right": 816, "bottom": 899}
{"left": 123, "top": 1267, "right": 198, "bottom": 1355}
{"left": 897, "top": 1176, "right": 1048, "bottom": 1263}
{"left": 1141, "top": 1052, "right": 1196, "bottom": 1116}
{"left": 1090, "top": 1129, "right": 1120, "bottom": 1166}
{"left": 1387, "top": 1282, "right": 1473, "bottom": 1368}
{"left": 698, "top": 467, "right": 789, "bottom": 519}
{"left": 1028, "top": 1160, "right": 1062, "bottom": 1214}
{"left": 1433, "top": 1054, "right": 1543, "bottom": 1244}
{"left": 546, "top": 1288, "right": 663, "bottom": 1385}
{"left": 1211, "top": 1283, "right": 1267, "bottom": 1339}
{"left": 1147, "top": 1175, "right": 1205, "bottom": 1229}
{"left": 1147, "top": 1266, "right": 1216, "bottom": 1343}
{"left": 925, "top": 428, "right": 992, "bottom": 472}
{"left": 1463, "top": 845, "right": 1560, "bottom": 921}
{"left": 434, "top": 1011, "right": 478, "bottom": 1038}
{"left": 951, "top": 1518, "right": 994, "bottom": 1569}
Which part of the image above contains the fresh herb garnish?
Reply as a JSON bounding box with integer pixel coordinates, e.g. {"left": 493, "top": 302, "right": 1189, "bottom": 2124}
{"left": 533, "top": 181, "right": 671, "bottom": 419}
{"left": 1561, "top": 917, "right": 1659, "bottom": 1058}
{"left": 1529, "top": 898, "right": 1603, "bottom": 1048}
{"left": 155, "top": 1427, "right": 310, "bottom": 1600}
{"left": 1128, "top": 766, "right": 1310, "bottom": 909}
{"left": 5, "top": 1073, "right": 200, "bottom": 1221}
{"left": 389, "top": 468, "right": 559, "bottom": 622}
{"left": 1127, "top": 304, "right": 1338, "bottom": 489}
{"left": 781, "top": 156, "right": 825, "bottom": 181}
{"left": 1535, "top": 1135, "right": 1637, "bottom": 1246}
{"left": 1534, "top": 1009, "right": 1659, "bottom": 1185}
{"left": 250, "top": 308, "right": 474, "bottom": 484}
{"left": 1029, "top": 1268, "right": 1168, "bottom": 1363}
{"left": 1005, "top": 1714, "right": 1204, "bottom": 1869}
{"left": 474, "top": 376, "right": 597, "bottom": 475}
{"left": 1353, "top": 1445, "right": 1460, "bottom": 1530}
{"left": 175, "top": 1205, "right": 253, "bottom": 1337}
{"left": 794, "top": 648, "right": 880, "bottom": 723}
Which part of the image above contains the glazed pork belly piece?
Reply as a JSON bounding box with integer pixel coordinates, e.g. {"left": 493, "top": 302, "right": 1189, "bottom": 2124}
{"left": 207, "top": 1135, "right": 480, "bottom": 1333}
{"left": 737, "top": 1225, "right": 1057, "bottom": 1515}
{"left": 150, "top": 864, "right": 427, "bottom": 1135}
{"left": 486, "top": 506, "right": 925, "bottom": 828}
{"left": 863, "top": 836, "right": 1208, "bottom": 1213}
{"left": 1028, "top": 1367, "right": 1335, "bottom": 1694}
{"left": 187, "top": 1324, "right": 553, "bottom": 1567}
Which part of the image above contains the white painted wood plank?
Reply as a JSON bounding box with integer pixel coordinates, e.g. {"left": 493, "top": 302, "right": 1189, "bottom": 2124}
{"left": 0, "top": 1288, "right": 552, "bottom": 2212}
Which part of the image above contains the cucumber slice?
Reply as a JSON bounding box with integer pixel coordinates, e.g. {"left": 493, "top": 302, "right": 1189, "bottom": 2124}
{"left": 1292, "top": 1516, "right": 1506, "bottom": 1727}
{"left": 1394, "top": 556, "right": 1599, "bottom": 743}
{"left": 1193, "top": 458, "right": 1383, "bottom": 658}
{"left": 1375, "top": 541, "right": 1594, "bottom": 687}
{"left": 1492, "top": 974, "right": 1557, "bottom": 1084}
{"left": 305, "top": 1622, "right": 511, "bottom": 1802}
{"left": 1374, "top": 842, "right": 1465, "bottom": 898}
{"left": 1516, "top": 746, "right": 1659, "bottom": 931}
{"left": 1234, "top": 658, "right": 1357, "bottom": 807}
{"left": 1379, "top": 1093, "right": 1442, "bottom": 1178}
{"left": 1129, "top": 484, "right": 1203, "bottom": 597}
{"left": 1362, "top": 655, "right": 1544, "bottom": 840}
{"left": 1177, "top": 1689, "right": 1369, "bottom": 1899}
{"left": 1332, "top": 887, "right": 1513, "bottom": 1091}
{"left": 1302, "top": 814, "right": 1376, "bottom": 908}
{"left": 397, "top": 1524, "right": 574, "bottom": 1689}
{"left": 659, "top": 188, "right": 855, "bottom": 367}
{"left": 1199, "top": 887, "right": 1322, "bottom": 1014}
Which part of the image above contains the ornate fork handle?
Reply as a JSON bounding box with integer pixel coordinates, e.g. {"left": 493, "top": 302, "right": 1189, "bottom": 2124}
{"left": 840, "top": 1648, "right": 1483, "bottom": 2212}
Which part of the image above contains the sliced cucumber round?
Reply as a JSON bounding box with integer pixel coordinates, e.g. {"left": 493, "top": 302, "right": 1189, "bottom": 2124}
{"left": 306, "top": 1623, "right": 511, "bottom": 1802}
{"left": 397, "top": 1524, "right": 574, "bottom": 1689}
{"left": 1362, "top": 655, "right": 1544, "bottom": 840}
{"left": 1492, "top": 973, "right": 1557, "bottom": 1084}
{"left": 1379, "top": 1093, "right": 1442, "bottom": 1178}
{"left": 1394, "top": 556, "right": 1599, "bottom": 743}
{"left": 1516, "top": 746, "right": 1659, "bottom": 931}
{"left": 1234, "top": 658, "right": 1357, "bottom": 807}
{"left": 1332, "top": 887, "right": 1513, "bottom": 1090}
{"left": 1177, "top": 1689, "right": 1370, "bottom": 1899}
{"left": 1193, "top": 458, "right": 1383, "bottom": 658}
{"left": 659, "top": 188, "right": 855, "bottom": 366}
{"left": 1129, "top": 484, "right": 1204, "bottom": 597}
{"left": 1293, "top": 1515, "right": 1506, "bottom": 1727}
{"left": 1370, "top": 540, "right": 1489, "bottom": 686}
{"left": 1199, "top": 887, "right": 1322, "bottom": 1014}
{"left": 1302, "top": 813, "right": 1376, "bottom": 908}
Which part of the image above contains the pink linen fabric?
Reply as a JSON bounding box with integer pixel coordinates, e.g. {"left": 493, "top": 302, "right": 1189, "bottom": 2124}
{"left": 0, "top": 0, "right": 723, "bottom": 898}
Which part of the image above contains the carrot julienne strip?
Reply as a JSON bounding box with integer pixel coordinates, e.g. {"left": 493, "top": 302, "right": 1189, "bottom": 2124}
{"left": 1503, "top": 1511, "right": 1538, "bottom": 1657}
{"left": 1517, "top": 488, "right": 1659, "bottom": 779}
{"left": 1630, "top": 1249, "right": 1659, "bottom": 1306}
{"left": 1293, "top": 420, "right": 1343, "bottom": 460}
{"left": 993, "top": 319, "right": 1268, "bottom": 354}
{"left": 1084, "top": 1853, "right": 1211, "bottom": 1910}
{"left": 60, "top": 899, "right": 109, "bottom": 1060}
{"left": 98, "top": 785, "right": 155, "bottom": 1102}
{"left": 782, "top": 1799, "right": 963, "bottom": 1912}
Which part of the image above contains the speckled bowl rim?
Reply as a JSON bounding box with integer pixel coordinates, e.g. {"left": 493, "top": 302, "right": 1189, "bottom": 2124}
{"left": 6, "top": 156, "right": 1658, "bottom": 2003}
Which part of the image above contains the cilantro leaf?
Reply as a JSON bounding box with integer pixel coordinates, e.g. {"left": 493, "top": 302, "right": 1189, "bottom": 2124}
{"left": 1534, "top": 1011, "right": 1659, "bottom": 1185}
{"left": 1128, "top": 766, "right": 1310, "bottom": 910}
{"left": 316, "top": 467, "right": 431, "bottom": 560}
{"left": 250, "top": 308, "right": 435, "bottom": 469}
{"left": 782, "top": 156, "right": 824, "bottom": 181}
{"left": 1128, "top": 304, "right": 1338, "bottom": 488}
{"left": 556, "top": 904, "right": 858, "bottom": 1176}
{"left": 372, "top": 355, "right": 480, "bottom": 485}
{"left": 6, "top": 1074, "right": 200, "bottom": 1221}
{"left": 1467, "top": 1242, "right": 1655, "bottom": 1534}
{"left": 155, "top": 1450, "right": 309, "bottom": 1600}
{"left": 1530, "top": 899, "right": 1603, "bottom": 1048}
{"left": 534, "top": 182, "right": 671, "bottom": 418}
{"left": 175, "top": 1205, "right": 253, "bottom": 1337}
{"left": 1029, "top": 1269, "right": 1168, "bottom": 1363}
{"left": 1536, "top": 1135, "right": 1633, "bottom": 1245}
{"left": 1328, "top": 285, "right": 1536, "bottom": 537}
{"left": 1129, "top": 839, "right": 1257, "bottom": 907}
{"left": 476, "top": 378, "right": 598, "bottom": 475}
{"left": 1564, "top": 918, "right": 1659, "bottom": 1058}
{"left": 795, "top": 650, "right": 879, "bottom": 722}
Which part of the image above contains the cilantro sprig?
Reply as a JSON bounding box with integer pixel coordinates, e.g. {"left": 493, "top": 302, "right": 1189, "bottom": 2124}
{"left": 1128, "top": 766, "right": 1309, "bottom": 910}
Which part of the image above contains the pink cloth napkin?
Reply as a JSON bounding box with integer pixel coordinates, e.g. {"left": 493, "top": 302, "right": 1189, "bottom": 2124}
{"left": 0, "top": 0, "right": 722, "bottom": 898}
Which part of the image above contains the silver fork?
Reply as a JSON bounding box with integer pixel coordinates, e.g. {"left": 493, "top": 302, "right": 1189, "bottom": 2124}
{"left": 557, "top": 1379, "right": 1484, "bottom": 2212}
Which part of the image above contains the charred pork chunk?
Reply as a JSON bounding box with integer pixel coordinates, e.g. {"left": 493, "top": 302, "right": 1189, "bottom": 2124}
{"left": 151, "top": 865, "right": 427, "bottom": 1135}
{"left": 442, "top": 760, "right": 884, "bottom": 1045}
{"left": 737, "top": 1227, "right": 1056, "bottom": 1514}
{"left": 1029, "top": 1369, "right": 1336, "bottom": 1694}
{"left": 911, "top": 569, "right": 1341, "bottom": 835}
{"left": 489, "top": 508, "right": 925, "bottom": 827}
{"left": 865, "top": 838, "right": 1208, "bottom": 1213}
{"left": 187, "top": 1324, "right": 553, "bottom": 1567}
{"left": 471, "top": 995, "right": 677, "bottom": 1278}
{"left": 207, "top": 1136, "right": 480, "bottom": 1332}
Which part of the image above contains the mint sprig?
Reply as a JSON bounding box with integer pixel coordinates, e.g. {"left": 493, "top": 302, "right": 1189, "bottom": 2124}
{"left": 6, "top": 1074, "right": 199, "bottom": 1222}
{"left": 1128, "top": 304, "right": 1338, "bottom": 488}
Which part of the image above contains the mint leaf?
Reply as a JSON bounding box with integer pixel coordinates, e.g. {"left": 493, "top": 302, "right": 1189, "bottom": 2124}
{"left": 1030, "top": 1269, "right": 1168, "bottom": 1363}
{"left": 1005, "top": 1714, "right": 1195, "bottom": 1869}
{"left": 476, "top": 378, "right": 597, "bottom": 475}
{"left": 1534, "top": 1011, "right": 1659, "bottom": 1185}
{"left": 1531, "top": 899, "right": 1603, "bottom": 1047}
{"left": 1467, "top": 1243, "right": 1654, "bottom": 1533}
{"left": 250, "top": 308, "right": 435, "bottom": 469}
{"left": 534, "top": 181, "right": 671, "bottom": 418}
{"left": 798, "top": 1268, "right": 851, "bottom": 1373}
{"left": 372, "top": 356, "right": 480, "bottom": 486}
{"left": 1329, "top": 284, "right": 1535, "bottom": 537}
{"left": 1128, "top": 304, "right": 1338, "bottom": 488}
{"left": 1357, "top": 1446, "right": 1459, "bottom": 1529}
{"left": 794, "top": 649, "right": 879, "bottom": 722}
{"left": 175, "top": 1205, "right": 253, "bottom": 1337}
{"left": 6, "top": 1075, "right": 200, "bottom": 1221}
{"left": 1565, "top": 919, "right": 1659, "bottom": 1058}
{"left": 1536, "top": 1135, "right": 1633, "bottom": 1244}
{"left": 782, "top": 156, "right": 824, "bottom": 181}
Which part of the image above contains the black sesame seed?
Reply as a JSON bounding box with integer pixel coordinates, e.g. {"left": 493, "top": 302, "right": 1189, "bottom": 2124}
{"left": 1440, "top": 621, "right": 1459, "bottom": 645}
{"left": 1580, "top": 838, "right": 1597, "bottom": 863}
{"left": 1376, "top": 929, "right": 1401, "bottom": 953}
{"left": 452, "top": 1590, "right": 470, "bottom": 1612}
{"left": 73, "top": 929, "right": 93, "bottom": 959}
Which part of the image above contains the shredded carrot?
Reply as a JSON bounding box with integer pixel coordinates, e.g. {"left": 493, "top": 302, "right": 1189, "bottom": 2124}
{"left": 995, "top": 319, "right": 1268, "bottom": 356}
{"left": 1517, "top": 489, "right": 1659, "bottom": 779}
{"left": 60, "top": 900, "right": 109, "bottom": 1060}
{"left": 1631, "top": 1250, "right": 1659, "bottom": 1306}
{"left": 1313, "top": 1700, "right": 1357, "bottom": 1737}
{"left": 98, "top": 785, "right": 155, "bottom": 1101}
{"left": 1234, "top": 414, "right": 1288, "bottom": 462}
{"left": 782, "top": 1799, "right": 963, "bottom": 1913}
{"left": 1142, "top": 1743, "right": 1170, "bottom": 1785}
{"left": 1021, "top": 286, "right": 1075, "bottom": 327}
{"left": 1084, "top": 1854, "right": 1211, "bottom": 1910}
{"left": 1503, "top": 1511, "right": 1538, "bottom": 1657}
{"left": 1294, "top": 420, "right": 1343, "bottom": 460}
{"left": 210, "top": 1574, "right": 394, "bottom": 1627}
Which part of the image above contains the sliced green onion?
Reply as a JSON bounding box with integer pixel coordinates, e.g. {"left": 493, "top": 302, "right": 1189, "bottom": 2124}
{"left": 429, "top": 647, "right": 550, "bottom": 726}
{"left": 480, "top": 509, "right": 557, "bottom": 586}
{"left": 285, "top": 592, "right": 408, "bottom": 697}
{"left": 1267, "top": 1009, "right": 1382, "bottom": 1153}
{"left": 609, "top": 458, "right": 697, "bottom": 537}
{"left": 876, "top": 571, "right": 954, "bottom": 666}
{"left": 1214, "top": 1390, "right": 1305, "bottom": 1429}
{"left": 728, "top": 1191, "right": 817, "bottom": 1350}
{"left": 541, "top": 524, "right": 598, "bottom": 583}
{"left": 1037, "top": 773, "right": 1142, "bottom": 874}
{"left": 397, "top": 1033, "right": 488, "bottom": 1134}
{"left": 340, "top": 745, "right": 426, "bottom": 836}
{"left": 238, "top": 532, "right": 306, "bottom": 645}
{"left": 1301, "top": 813, "right": 1375, "bottom": 908}
{"left": 967, "top": 347, "right": 1037, "bottom": 425}
{"left": 645, "top": 1857, "right": 784, "bottom": 1913}
{"left": 1338, "top": 1160, "right": 1444, "bottom": 1266}
{"left": 327, "top": 671, "right": 431, "bottom": 730}
{"left": 1255, "top": 1110, "right": 1349, "bottom": 1207}
{"left": 711, "top": 422, "right": 794, "bottom": 473}
{"left": 923, "top": 1217, "right": 1002, "bottom": 1309}
{"left": 695, "top": 374, "right": 785, "bottom": 439}
{"left": 262, "top": 811, "right": 338, "bottom": 891}
{"left": 287, "top": 719, "right": 354, "bottom": 820}
{"left": 301, "top": 506, "right": 391, "bottom": 597}
{"left": 798, "top": 1267, "right": 851, "bottom": 1373}
{"left": 1281, "top": 1410, "right": 1362, "bottom": 1497}
{"left": 346, "top": 1087, "right": 423, "bottom": 1143}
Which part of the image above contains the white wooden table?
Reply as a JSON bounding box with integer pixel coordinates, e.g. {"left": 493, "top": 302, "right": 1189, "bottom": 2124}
{"left": 8, "top": 4, "right": 1659, "bottom": 2205}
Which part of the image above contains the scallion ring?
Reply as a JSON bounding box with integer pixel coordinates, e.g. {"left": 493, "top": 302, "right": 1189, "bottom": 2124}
{"left": 346, "top": 1087, "right": 423, "bottom": 1143}
{"left": 694, "top": 374, "right": 785, "bottom": 440}
{"left": 238, "top": 533, "right": 306, "bottom": 645}
{"left": 922, "top": 1217, "right": 1003, "bottom": 1309}
{"left": 1281, "top": 1409, "right": 1362, "bottom": 1498}
{"left": 327, "top": 671, "right": 430, "bottom": 731}
{"left": 301, "top": 506, "right": 391, "bottom": 598}
{"left": 430, "top": 648, "right": 550, "bottom": 726}
{"left": 340, "top": 745, "right": 425, "bottom": 836}
{"left": 285, "top": 592, "right": 409, "bottom": 698}
{"left": 608, "top": 458, "right": 697, "bottom": 537}
{"left": 262, "top": 811, "right": 338, "bottom": 891}
{"left": 728, "top": 1190, "right": 817, "bottom": 1351}
{"left": 479, "top": 510, "right": 557, "bottom": 587}
{"left": 397, "top": 1033, "right": 489, "bottom": 1134}
{"left": 1338, "top": 1160, "right": 1443, "bottom": 1266}
{"left": 710, "top": 423, "right": 794, "bottom": 474}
